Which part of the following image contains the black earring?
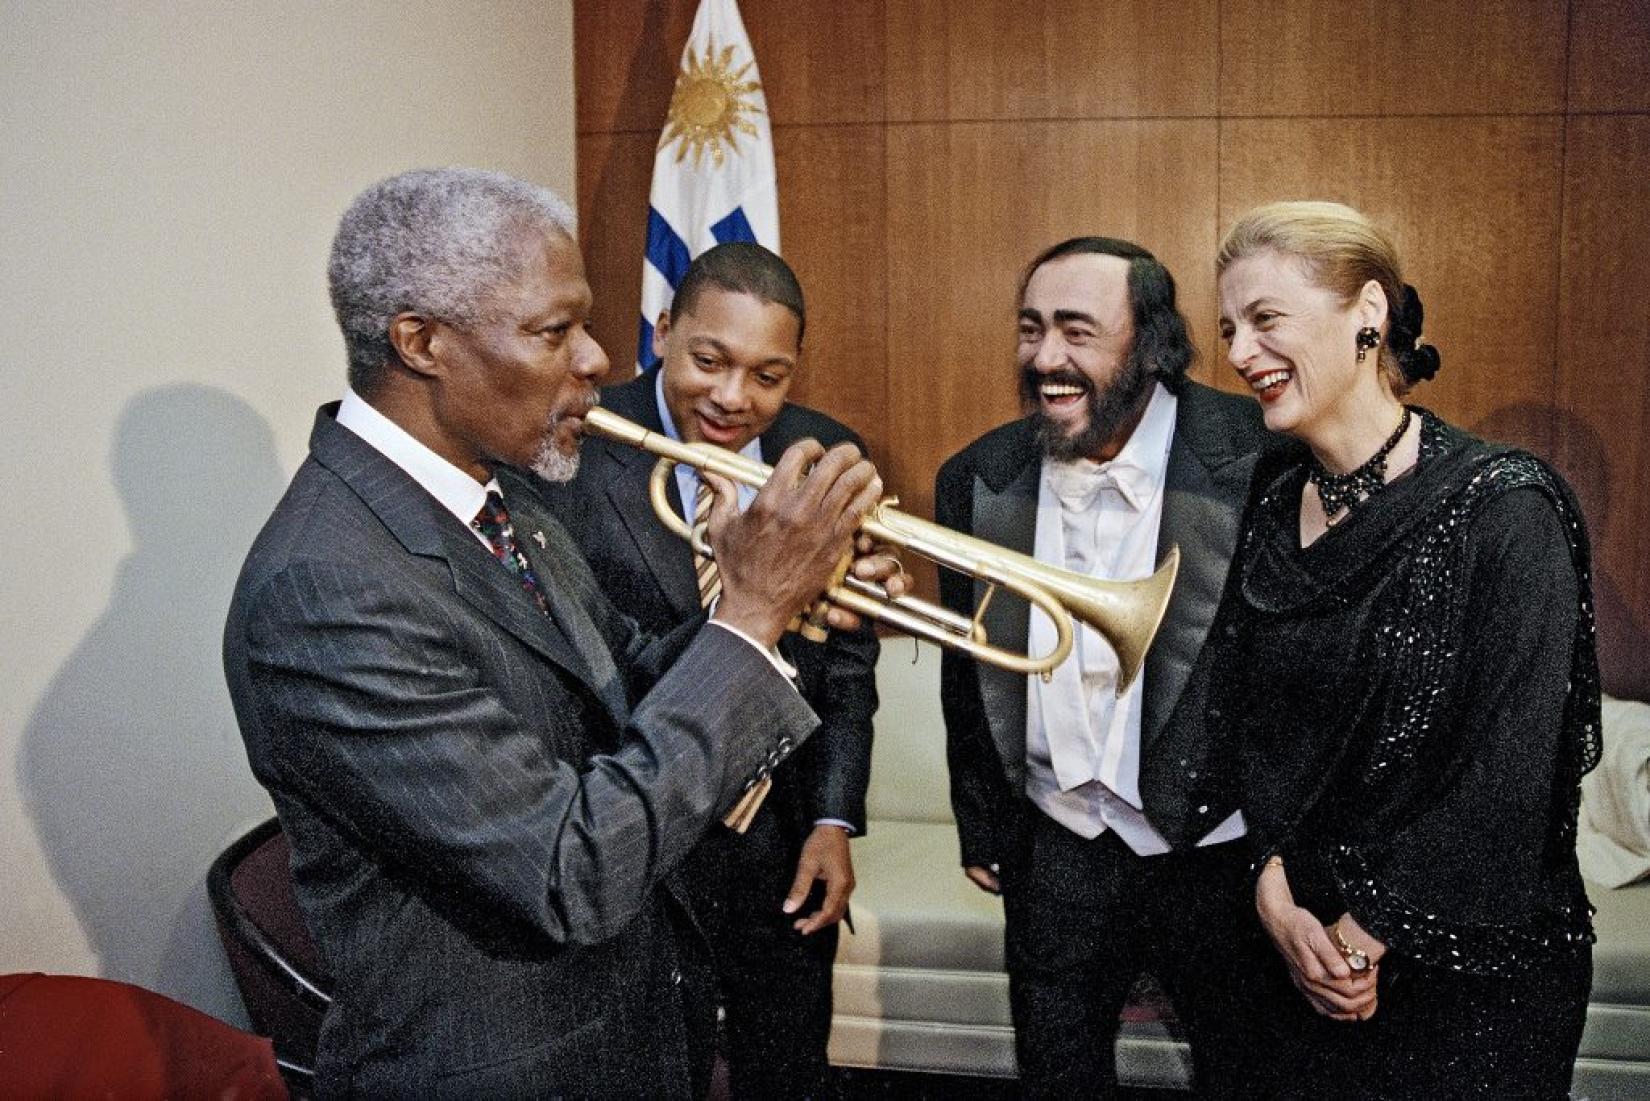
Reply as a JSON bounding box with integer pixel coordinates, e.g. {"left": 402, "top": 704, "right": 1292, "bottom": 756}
{"left": 1355, "top": 326, "right": 1381, "bottom": 363}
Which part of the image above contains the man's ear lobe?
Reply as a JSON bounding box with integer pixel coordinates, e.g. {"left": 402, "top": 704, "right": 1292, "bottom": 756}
{"left": 651, "top": 310, "right": 672, "bottom": 360}
{"left": 388, "top": 313, "right": 441, "bottom": 378}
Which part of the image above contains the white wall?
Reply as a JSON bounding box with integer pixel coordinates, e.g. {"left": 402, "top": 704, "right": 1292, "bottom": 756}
{"left": 1, "top": 0, "right": 577, "bottom": 1025}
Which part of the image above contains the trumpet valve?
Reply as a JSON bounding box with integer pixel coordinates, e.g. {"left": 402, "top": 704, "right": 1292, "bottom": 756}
{"left": 797, "top": 612, "right": 830, "bottom": 643}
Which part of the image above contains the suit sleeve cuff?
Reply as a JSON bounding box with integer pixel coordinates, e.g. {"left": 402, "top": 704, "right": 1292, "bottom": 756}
{"left": 706, "top": 619, "right": 800, "bottom": 685}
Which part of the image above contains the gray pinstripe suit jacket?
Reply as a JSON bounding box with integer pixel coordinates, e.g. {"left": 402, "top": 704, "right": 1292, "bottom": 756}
{"left": 223, "top": 404, "right": 818, "bottom": 1098}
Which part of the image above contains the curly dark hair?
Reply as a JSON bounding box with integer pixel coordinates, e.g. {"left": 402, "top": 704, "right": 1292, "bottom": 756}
{"left": 1018, "top": 236, "right": 1195, "bottom": 394}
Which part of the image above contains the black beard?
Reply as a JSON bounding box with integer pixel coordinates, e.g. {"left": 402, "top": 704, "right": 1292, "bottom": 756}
{"left": 1020, "top": 355, "right": 1155, "bottom": 462}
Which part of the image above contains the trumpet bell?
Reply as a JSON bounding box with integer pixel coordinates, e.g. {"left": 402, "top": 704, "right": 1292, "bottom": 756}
{"left": 859, "top": 503, "right": 1177, "bottom": 692}
{"left": 1047, "top": 545, "right": 1178, "bottom": 695}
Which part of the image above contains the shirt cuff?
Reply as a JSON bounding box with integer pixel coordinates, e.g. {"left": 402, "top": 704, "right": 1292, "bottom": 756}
{"left": 813, "top": 819, "right": 856, "bottom": 835}
{"left": 707, "top": 618, "right": 800, "bottom": 684}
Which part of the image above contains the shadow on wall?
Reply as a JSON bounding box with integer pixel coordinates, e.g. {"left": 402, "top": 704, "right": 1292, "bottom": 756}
{"left": 18, "top": 384, "right": 282, "bottom": 1025}
{"left": 1473, "top": 402, "right": 1649, "bottom": 701}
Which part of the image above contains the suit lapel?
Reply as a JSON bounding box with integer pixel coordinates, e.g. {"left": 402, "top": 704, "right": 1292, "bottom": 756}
{"left": 968, "top": 433, "right": 1041, "bottom": 783}
{"left": 601, "top": 376, "right": 702, "bottom": 621}
{"left": 309, "top": 407, "right": 617, "bottom": 711}
{"left": 503, "top": 480, "right": 633, "bottom": 728}
{"left": 1144, "top": 389, "right": 1259, "bottom": 747}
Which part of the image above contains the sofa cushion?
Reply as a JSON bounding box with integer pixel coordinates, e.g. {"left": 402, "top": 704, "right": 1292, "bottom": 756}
{"left": 1578, "top": 696, "right": 1650, "bottom": 888}
{"left": 1580, "top": 878, "right": 1650, "bottom": 1063}
{"left": 839, "top": 822, "right": 1004, "bottom": 974}
{"left": 865, "top": 641, "right": 954, "bottom": 825}
{"left": 1590, "top": 877, "right": 1650, "bottom": 1006}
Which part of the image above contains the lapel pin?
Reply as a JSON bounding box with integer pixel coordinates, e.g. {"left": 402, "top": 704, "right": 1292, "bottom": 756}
{"left": 532, "top": 530, "right": 547, "bottom": 549}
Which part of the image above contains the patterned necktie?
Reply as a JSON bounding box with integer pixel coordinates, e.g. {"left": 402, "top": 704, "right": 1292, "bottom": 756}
{"left": 475, "top": 491, "right": 629, "bottom": 725}
{"left": 472, "top": 490, "right": 550, "bottom": 616}
{"left": 692, "top": 481, "right": 721, "bottom": 608}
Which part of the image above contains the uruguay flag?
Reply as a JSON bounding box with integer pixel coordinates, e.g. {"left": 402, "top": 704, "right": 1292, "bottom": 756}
{"left": 637, "top": 0, "right": 778, "bottom": 372}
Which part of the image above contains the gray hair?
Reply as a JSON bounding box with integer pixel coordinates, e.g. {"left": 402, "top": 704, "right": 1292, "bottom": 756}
{"left": 327, "top": 167, "right": 577, "bottom": 395}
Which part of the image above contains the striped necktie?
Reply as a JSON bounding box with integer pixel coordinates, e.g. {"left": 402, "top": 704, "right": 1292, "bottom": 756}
{"left": 692, "top": 481, "right": 721, "bottom": 608}
{"left": 692, "top": 478, "right": 771, "bottom": 834}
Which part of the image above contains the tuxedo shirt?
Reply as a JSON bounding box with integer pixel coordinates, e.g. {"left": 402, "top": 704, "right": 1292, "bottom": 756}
{"left": 1027, "top": 386, "right": 1245, "bottom": 854}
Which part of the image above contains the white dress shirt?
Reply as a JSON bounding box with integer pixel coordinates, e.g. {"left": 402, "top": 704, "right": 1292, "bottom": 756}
{"left": 337, "top": 389, "right": 499, "bottom": 547}
{"left": 1024, "top": 383, "right": 1244, "bottom": 855}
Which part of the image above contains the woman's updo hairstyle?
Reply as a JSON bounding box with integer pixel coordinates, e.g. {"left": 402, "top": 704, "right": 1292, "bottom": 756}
{"left": 1216, "top": 200, "right": 1440, "bottom": 394}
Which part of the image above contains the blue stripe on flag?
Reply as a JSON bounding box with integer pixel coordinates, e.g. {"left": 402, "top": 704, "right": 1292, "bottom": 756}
{"left": 637, "top": 315, "right": 659, "bottom": 372}
{"left": 646, "top": 207, "right": 692, "bottom": 289}
{"left": 711, "top": 207, "right": 758, "bottom": 245}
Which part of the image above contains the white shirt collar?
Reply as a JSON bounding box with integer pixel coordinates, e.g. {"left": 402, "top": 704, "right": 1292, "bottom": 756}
{"left": 334, "top": 389, "right": 497, "bottom": 531}
{"left": 1044, "top": 382, "right": 1178, "bottom": 511}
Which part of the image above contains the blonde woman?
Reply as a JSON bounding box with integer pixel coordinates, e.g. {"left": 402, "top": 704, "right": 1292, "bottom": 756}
{"left": 1210, "top": 201, "right": 1597, "bottom": 1098}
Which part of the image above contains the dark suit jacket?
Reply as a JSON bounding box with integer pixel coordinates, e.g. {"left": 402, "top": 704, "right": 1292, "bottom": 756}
{"left": 935, "top": 382, "right": 1268, "bottom": 865}
{"left": 223, "top": 405, "right": 818, "bottom": 1098}
{"left": 537, "top": 370, "right": 879, "bottom": 836}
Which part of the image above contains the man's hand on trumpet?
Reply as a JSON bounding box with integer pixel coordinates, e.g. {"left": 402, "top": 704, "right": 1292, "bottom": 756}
{"left": 704, "top": 438, "right": 907, "bottom": 647}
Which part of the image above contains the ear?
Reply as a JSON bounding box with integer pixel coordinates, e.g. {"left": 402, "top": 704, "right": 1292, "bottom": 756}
{"left": 387, "top": 313, "right": 442, "bottom": 380}
{"left": 651, "top": 310, "right": 672, "bottom": 361}
{"left": 1357, "top": 279, "right": 1389, "bottom": 332}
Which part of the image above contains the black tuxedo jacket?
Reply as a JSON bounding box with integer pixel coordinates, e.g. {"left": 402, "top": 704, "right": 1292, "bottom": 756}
{"left": 223, "top": 405, "right": 818, "bottom": 1098}
{"left": 537, "top": 370, "right": 879, "bottom": 837}
{"left": 935, "top": 382, "right": 1268, "bottom": 864}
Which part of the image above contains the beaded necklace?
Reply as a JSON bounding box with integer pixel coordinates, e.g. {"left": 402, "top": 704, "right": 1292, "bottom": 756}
{"left": 1309, "top": 406, "right": 1412, "bottom": 522}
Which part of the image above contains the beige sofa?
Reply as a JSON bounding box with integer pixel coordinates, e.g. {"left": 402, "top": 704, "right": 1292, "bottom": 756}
{"left": 830, "top": 641, "right": 1650, "bottom": 1098}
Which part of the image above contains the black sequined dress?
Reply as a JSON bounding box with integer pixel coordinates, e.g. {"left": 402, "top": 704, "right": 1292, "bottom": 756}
{"left": 1214, "top": 409, "right": 1599, "bottom": 1099}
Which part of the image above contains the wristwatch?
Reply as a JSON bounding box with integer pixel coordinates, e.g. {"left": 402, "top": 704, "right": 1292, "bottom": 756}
{"left": 1331, "top": 924, "right": 1373, "bottom": 973}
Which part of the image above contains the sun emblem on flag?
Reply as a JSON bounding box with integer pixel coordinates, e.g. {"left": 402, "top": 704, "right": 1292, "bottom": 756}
{"left": 660, "top": 39, "right": 764, "bottom": 169}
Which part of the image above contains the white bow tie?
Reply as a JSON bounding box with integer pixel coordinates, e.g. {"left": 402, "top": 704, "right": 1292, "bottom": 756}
{"left": 1048, "top": 459, "right": 1150, "bottom": 512}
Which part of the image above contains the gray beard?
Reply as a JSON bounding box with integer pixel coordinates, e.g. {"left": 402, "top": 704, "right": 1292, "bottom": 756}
{"left": 529, "top": 421, "right": 581, "bottom": 483}
{"left": 1027, "top": 354, "right": 1155, "bottom": 462}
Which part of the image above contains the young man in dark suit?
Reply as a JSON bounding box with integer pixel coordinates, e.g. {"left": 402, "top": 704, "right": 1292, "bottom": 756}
{"left": 539, "top": 243, "right": 876, "bottom": 1099}
{"left": 936, "top": 237, "right": 1271, "bottom": 1098}
{"left": 223, "top": 170, "right": 896, "bottom": 1098}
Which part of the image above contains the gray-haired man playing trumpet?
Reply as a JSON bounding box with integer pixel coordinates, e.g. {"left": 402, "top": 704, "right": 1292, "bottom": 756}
{"left": 224, "top": 170, "right": 898, "bottom": 1098}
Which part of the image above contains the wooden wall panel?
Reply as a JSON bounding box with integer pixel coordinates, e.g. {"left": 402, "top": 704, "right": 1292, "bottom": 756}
{"left": 575, "top": 1, "right": 696, "bottom": 135}
{"left": 886, "top": 0, "right": 1218, "bottom": 121}
{"left": 576, "top": 0, "right": 883, "bottom": 133}
{"left": 1220, "top": 0, "right": 1567, "bottom": 117}
{"left": 575, "top": 129, "right": 656, "bottom": 383}
{"left": 1569, "top": 0, "right": 1650, "bottom": 112}
{"left": 748, "top": 0, "right": 886, "bottom": 125}
{"left": 1557, "top": 115, "right": 1650, "bottom": 697}
{"left": 886, "top": 120, "right": 1220, "bottom": 524}
{"left": 1218, "top": 116, "right": 1566, "bottom": 456}
{"left": 774, "top": 126, "right": 890, "bottom": 466}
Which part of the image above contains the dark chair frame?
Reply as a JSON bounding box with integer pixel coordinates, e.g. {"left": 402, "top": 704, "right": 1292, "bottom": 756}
{"left": 208, "top": 817, "right": 332, "bottom": 1091}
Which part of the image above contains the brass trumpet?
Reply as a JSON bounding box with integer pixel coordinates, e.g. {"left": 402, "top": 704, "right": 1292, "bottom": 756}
{"left": 583, "top": 406, "right": 1178, "bottom": 692}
